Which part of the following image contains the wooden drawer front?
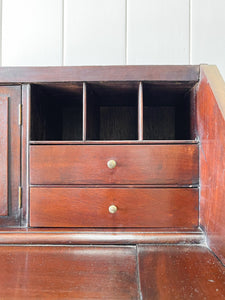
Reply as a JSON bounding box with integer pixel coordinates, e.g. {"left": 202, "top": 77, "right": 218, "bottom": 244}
{"left": 30, "top": 145, "right": 198, "bottom": 185}
{"left": 30, "top": 188, "right": 198, "bottom": 228}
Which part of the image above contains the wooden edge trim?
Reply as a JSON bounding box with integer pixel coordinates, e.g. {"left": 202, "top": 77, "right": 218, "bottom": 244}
{"left": 0, "top": 231, "right": 205, "bottom": 245}
{"left": 0, "top": 65, "right": 199, "bottom": 83}
{"left": 29, "top": 140, "right": 199, "bottom": 145}
{"left": 21, "top": 84, "right": 30, "bottom": 226}
{"left": 0, "top": 96, "right": 8, "bottom": 216}
{"left": 200, "top": 65, "right": 225, "bottom": 120}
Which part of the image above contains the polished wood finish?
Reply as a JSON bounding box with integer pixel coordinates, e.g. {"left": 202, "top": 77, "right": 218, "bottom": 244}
{"left": 30, "top": 187, "right": 198, "bottom": 228}
{"left": 0, "top": 65, "right": 199, "bottom": 83}
{"left": 0, "top": 96, "right": 8, "bottom": 216}
{"left": 138, "top": 245, "right": 225, "bottom": 299}
{"left": 30, "top": 144, "right": 199, "bottom": 185}
{"left": 0, "top": 245, "right": 224, "bottom": 299}
{"left": 0, "top": 86, "right": 21, "bottom": 226}
{"left": 0, "top": 246, "right": 138, "bottom": 299}
{"left": 30, "top": 140, "right": 198, "bottom": 145}
{"left": 1, "top": 66, "right": 225, "bottom": 298}
{"left": 197, "top": 65, "right": 225, "bottom": 264}
{"left": 0, "top": 229, "right": 204, "bottom": 245}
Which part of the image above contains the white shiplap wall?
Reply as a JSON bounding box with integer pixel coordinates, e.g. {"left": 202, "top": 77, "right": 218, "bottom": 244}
{"left": 1, "top": 0, "right": 225, "bottom": 78}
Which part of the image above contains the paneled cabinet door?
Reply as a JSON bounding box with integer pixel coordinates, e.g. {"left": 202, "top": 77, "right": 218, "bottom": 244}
{"left": 0, "top": 86, "right": 21, "bottom": 226}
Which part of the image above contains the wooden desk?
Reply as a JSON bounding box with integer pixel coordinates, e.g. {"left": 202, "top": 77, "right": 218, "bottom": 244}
{"left": 0, "top": 65, "right": 224, "bottom": 298}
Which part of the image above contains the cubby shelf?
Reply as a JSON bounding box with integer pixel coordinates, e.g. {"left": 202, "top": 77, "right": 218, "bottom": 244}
{"left": 30, "top": 81, "right": 196, "bottom": 142}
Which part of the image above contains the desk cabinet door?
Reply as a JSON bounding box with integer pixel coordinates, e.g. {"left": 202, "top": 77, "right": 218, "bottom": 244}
{"left": 0, "top": 86, "right": 21, "bottom": 226}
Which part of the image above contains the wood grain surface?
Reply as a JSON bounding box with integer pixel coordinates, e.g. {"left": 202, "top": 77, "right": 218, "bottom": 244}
{"left": 30, "top": 140, "right": 198, "bottom": 145}
{"left": 197, "top": 65, "right": 225, "bottom": 265}
{"left": 30, "top": 187, "right": 198, "bottom": 228}
{"left": 0, "top": 245, "right": 224, "bottom": 299}
{"left": 0, "top": 65, "right": 199, "bottom": 83}
{"left": 0, "top": 246, "right": 138, "bottom": 299}
{"left": 138, "top": 245, "right": 225, "bottom": 299}
{"left": 30, "top": 144, "right": 199, "bottom": 185}
{"left": 0, "top": 229, "right": 204, "bottom": 245}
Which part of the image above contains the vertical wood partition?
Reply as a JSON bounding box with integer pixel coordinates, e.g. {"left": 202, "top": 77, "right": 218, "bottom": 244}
{"left": 21, "top": 84, "right": 31, "bottom": 226}
{"left": 0, "top": 96, "right": 8, "bottom": 216}
{"left": 197, "top": 65, "right": 225, "bottom": 265}
{"left": 82, "top": 82, "right": 87, "bottom": 141}
{"left": 138, "top": 82, "right": 143, "bottom": 140}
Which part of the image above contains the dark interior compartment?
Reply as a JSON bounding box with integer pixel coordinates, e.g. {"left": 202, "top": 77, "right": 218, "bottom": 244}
{"left": 31, "top": 83, "right": 83, "bottom": 141}
{"left": 30, "top": 81, "right": 196, "bottom": 141}
{"left": 143, "top": 82, "right": 193, "bottom": 140}
{"left": 86, "top": 82, "right": 138, "bottom": 140}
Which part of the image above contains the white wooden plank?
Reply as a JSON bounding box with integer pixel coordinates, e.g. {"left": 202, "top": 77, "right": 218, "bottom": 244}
{"left": 64, "top": 0, "right": 125, "bottom": 65}
{"left": 2, "top": 0, "right": 62, "bottom": 66}
{"left": 127, "top": 0, "right": 189, "bottom": 65}
{"left": 192, "top": 0, "right": 225, "bottom": 80}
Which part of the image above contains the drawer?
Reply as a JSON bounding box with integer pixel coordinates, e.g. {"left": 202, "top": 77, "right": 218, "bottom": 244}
{"left": 30, "top": 188, "right": 198, "bottom": 228}
{"left": 30, "top": 145, "right": 199, "bottom": 185}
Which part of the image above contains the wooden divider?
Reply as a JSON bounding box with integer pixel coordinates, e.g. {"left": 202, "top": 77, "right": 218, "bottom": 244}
{"left": 138, "top": 82, "right": 143, "bottom": 140}
{"left": 82, "top": 82, "right": 87, "bottom": 141}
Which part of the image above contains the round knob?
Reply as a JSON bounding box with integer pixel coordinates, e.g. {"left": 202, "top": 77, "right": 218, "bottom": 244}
{"left": 109, "top": 205, "right": 118, "bottom": 214}
{"left": 107, "top": 159, "right": 117, "bottom": 169}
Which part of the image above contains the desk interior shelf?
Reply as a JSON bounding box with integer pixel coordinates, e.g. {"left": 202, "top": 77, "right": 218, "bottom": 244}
{"left": 30, "top": 81, "right": 196, "bottom": 143}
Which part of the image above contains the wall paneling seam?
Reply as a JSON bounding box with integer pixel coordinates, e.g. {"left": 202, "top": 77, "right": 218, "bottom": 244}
{"left": 125, "top": 0, "right": 127, "bottom": 65}
{"left": 62, "top": 0, "right": 64, "bottom": 66}
{"left": 189, "top": 0, "right": 192, "bottom": 64}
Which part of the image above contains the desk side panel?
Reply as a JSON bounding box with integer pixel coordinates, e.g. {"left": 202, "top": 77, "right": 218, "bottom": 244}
{"left": 197, "top": 65, "right": 225, "bottom": 264}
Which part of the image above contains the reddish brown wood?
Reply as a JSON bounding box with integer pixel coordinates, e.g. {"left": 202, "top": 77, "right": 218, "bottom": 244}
{"left": 0, "top": 227, "right": 202, "bottom": 232}
{"left": 197, "top": 65, "right": 225, "bottom": 264}
{"left": 30, "top": 144, "right": 199, "bottom": 185}
{"left": 0, "top": 96, "right": 8, "bottom": 216}
{"left": 0, "top": 229, "right": 204, "bottom": 245}
{"left": 190, "top": 84, "right": 198, "bottom": 139}
{"left": 30, "top": 187, "right": 198, "bottom": 228}
{"left": 30, "top": 140, "right": 198, "bottom": 145}
{"left": 138, "top": 245, "right": 225, "bottom": 299}
{"left": 0, "top": 244, "right": 224, "bottom": 299}
{"left": 0, "top": 86, "right": 21, "bottom": 226}
{"left": 0, "top": 246, "right": 138, "bottom": 299}
{"left": 0, "top": 65, "right": 199, "bottom": 83}
{"left": 30, "top": 184, "right": 198, "bottom": 188}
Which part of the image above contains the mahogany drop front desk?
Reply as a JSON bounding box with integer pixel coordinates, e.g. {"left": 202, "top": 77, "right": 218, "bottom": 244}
{"left": 0, "top": 65, "right": 225, "bottom": 299}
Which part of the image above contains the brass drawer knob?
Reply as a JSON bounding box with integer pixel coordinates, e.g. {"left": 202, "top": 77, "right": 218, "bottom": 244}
{"left": 109, "top": 205, "right": 117, "bottom": 214}
{"left": 107, "top": 159, "right": 117, "bottom": 169}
